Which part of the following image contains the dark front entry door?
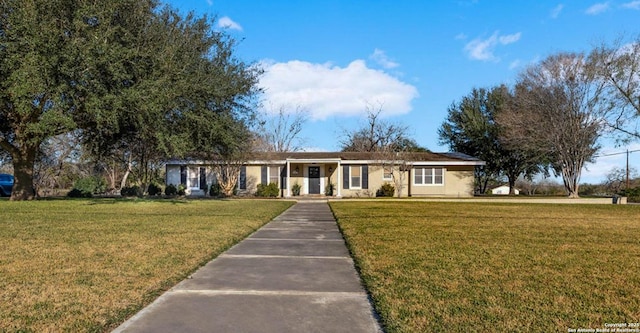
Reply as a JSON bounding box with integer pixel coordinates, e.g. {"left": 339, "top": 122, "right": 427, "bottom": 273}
{"left": 308, "top": 166, "right": 321, "bottom": 194}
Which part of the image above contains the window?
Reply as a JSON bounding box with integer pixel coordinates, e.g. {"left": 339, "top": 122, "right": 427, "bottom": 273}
{"left": 188, "top": 167, "right": 199, "bottom": 188}
{"left": 383, "top": 166, "right": 393, "bottom": 180}
{"left": 414, "top": 167, "right": 444, "bottom": 185}
{"left": 269, "top": 166, "right": 279, "bottom": 185}
{"left": 350, "top": 165, "right": 361, "bottom": 188}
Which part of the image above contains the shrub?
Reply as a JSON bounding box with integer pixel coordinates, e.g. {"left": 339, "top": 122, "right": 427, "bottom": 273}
{"left": 256, "top": 183, "right": 279, "bottom": 197}
{"left": 623, "top": 187, "right": 640, "bottom": 203}
{"left": 377, "top": 183, "right": 395, "bottom": 197}
{"left": 325, "top": 183, "right": 335, "bottom": 196}
{"left": 71, "top": 176, "right": 106, "bottom": 196}
{"left": 292, "top": 183, "right": 301, "bottom": 196}
{"left": 165, "top": 184, "right": 177, "bottom": 196}
{"left": 121, "top": 186, "right": 141, "bottom": 197}
{"left": 177, "top": 184, "right": 186, "bottom": 196}
{"left": 67, "top": 188, "right": 92, "bottom": 198}
{"left": 148, "top": 183, "right": 163, "bottom": 196}
{"left": 210, "top": 183, "right": 222, "bottom": 197}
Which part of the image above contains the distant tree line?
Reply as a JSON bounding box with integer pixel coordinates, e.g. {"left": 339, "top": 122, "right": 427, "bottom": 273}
{"left": 439, "top": 36, "right": 640, "bottom": 198}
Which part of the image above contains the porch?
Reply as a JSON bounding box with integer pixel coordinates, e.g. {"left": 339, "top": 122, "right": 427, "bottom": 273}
{"left": 284, "top": 158, "right": 342, "bottom": 198}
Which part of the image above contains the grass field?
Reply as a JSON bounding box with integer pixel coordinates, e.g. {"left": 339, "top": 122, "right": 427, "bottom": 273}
{"left": 0, "top": 199, "right": 293, "bottom": 332}
{"left": 330, "top": 201, "right": 640, "bottom": 333}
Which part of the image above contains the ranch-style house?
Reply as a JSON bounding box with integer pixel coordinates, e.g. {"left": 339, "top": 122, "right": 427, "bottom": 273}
{"left": 165, "top": 151, "right": 485, "bottom": 198}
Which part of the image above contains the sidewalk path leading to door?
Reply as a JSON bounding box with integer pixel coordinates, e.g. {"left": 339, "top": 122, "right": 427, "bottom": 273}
{"left": 113, "top": 201, "right": 382, "bottom": 333}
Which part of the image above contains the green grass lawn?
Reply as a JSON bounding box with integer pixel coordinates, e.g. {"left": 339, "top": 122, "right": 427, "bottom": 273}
{"left": 0, "top": 199, "right": 293, "bottom": 332}
{"left": 330, "top": 201, "right": 640, "bottom": 333}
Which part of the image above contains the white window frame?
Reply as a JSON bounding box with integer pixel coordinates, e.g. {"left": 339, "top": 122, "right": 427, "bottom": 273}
{"left": 413, "top": 167, "right": 444, "bottom": 186}
{"left": 382, "top": 166, "right": 393, "bottom": 181}
{"left": 350, "top": 165, "right": 362, "bottom": 189}
{"left": 187, "top": 166, "right": 199, "bottom": 189}
{"left": 268, "top": 166, "right": 280, "bottom": 186}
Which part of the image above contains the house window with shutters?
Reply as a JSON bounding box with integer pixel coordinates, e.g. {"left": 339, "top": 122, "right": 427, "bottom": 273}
{"left": 350, "top": 166, "right": 361, "bottom": 189}
{"left": 188, "top": 167, "right": 199, "bottom": 188}
{"left": 343, "top": 165, "right": 368, "bottom": 190}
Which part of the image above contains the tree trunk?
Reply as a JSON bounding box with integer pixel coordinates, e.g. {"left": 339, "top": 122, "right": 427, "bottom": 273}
{"left": 120, "top": 155, "right": 132, "bottom": 190}
{"left": 508, "top": 174, "right": 517, "bottom": 196}
{"left": 11, "top": 149, "right": 37, "bottom": 201}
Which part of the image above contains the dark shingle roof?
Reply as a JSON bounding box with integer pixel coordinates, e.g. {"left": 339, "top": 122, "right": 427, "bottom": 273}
{"left": 248, "top": 151, "right": 482, "bottom": 162}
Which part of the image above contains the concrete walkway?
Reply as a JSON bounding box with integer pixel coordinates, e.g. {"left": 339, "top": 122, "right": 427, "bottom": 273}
{"left": 113, "top": 202, "right": 382, "bottom": 333}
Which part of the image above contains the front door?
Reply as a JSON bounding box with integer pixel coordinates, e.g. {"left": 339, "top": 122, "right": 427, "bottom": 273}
{"left": 308, "top": 166, "right": 320, "bottom": 194}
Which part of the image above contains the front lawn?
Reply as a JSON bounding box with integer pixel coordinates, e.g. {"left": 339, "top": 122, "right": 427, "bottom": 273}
{"left": 0, "top": 199, "right": 293, "bottom": 332}
{"left": 330, "top": 201, "right": 640, "bottom": 332}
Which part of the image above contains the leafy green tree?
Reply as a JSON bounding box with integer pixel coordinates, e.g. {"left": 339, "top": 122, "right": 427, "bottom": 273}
{"left": 1, "top": 0, "right": 261, "bottom": 200}
{"left": 439, "top": 86, "right": 540, "bottom": 195}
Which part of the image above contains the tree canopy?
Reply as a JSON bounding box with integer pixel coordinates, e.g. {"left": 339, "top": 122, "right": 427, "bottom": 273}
{"left": 439, "top": 86, "right": 540, "bottom": 195}
{"left": 498, "top": 53, "right": 605, "bottom": 198}
{"left": 0, "top": 0, "right": 261, "bottom": 200}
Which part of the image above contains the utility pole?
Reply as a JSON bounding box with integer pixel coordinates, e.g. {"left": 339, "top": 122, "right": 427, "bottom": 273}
{"left": 627, "top": 149, "right": 630, "bottom": 190}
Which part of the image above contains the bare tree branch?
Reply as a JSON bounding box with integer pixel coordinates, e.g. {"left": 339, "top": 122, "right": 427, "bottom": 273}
{"left": 498, "top": 53, "right": 606, "bottom": 198}
{"left": 257, "top": 104, "right": 308, "bottom": 152}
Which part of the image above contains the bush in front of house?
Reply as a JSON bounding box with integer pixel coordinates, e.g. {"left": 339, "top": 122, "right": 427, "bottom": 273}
{"left": 376, "top": 183, "right": 395, "bottom": 197}
{"left": 165, "top": 184, "right": 177, "bottom": 196}
{"left": 147, "top": 183, "right": 163, "bottom": 196}
{"left": 256, "top": 183, "right": 279, "bottom": 197}
{"left": 292, "top": 183, "right": 301, "bottom": 196}
{"left": 325, "top": 183, "right": 335, "bottom": 196}
{"left": 164, "top": 184, "right": 186, "bottom": 196}
{"left": 210, "top": 183, "right": 222, "bottom": 197}
{"left": 177, "top": 184, "right": 186, "bottom": 196}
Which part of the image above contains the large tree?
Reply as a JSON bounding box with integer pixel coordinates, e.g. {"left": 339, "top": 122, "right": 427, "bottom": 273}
{"left": 498, "top": 53, "right": 607, "bottom": 198}
{"left": 589, "top": 35, "right": 640, "bottom": 141}
{"left": 439, "top": 86, "right": 541, "bottom": 195}
{"left": 0, "top": 0, "right": 261, "bottom": 200}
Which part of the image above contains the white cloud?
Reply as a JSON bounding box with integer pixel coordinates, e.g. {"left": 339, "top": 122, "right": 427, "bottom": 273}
{"left": 464, "top": 31, "right": 521, "bottom": 61}
{"left": 369, "top": 49, "right": 400, "bottom": 69}
{"left": 551, "top": 4, "right": 564, "bottom": 18}
{"left": 455, "top": 33, "right": 467, "bottom": 40}
{"left": 585, "top": 2, "right": 610, "bottom": 15}
{"left": 499, "top": 32, "right": 522, "bottom": 45}
{"left": 217, "top": 16, "right": 243, "bottom": 31}
{"left": 259, "top": 60, "right": 419, "bottom": 120}
{"left": 622, "top": 0, "right": 640, "bottom": 9}
{"left": 206, "top": 0, "right": 213, "bottom": 5}
{"left": 509, "top": 60, "right": 522, "bottom": 70}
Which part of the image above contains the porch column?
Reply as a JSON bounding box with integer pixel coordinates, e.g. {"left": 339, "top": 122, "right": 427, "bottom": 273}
{"left": 286, "top": 160, "right": 291, "bottom": 197}
{"left": 336, "top": 160, "right": 342, "bottom": 197}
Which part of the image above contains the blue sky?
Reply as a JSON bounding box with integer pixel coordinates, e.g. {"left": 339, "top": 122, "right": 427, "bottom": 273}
{"left": 165, "top": 0, "right": 640, "bottom": 184}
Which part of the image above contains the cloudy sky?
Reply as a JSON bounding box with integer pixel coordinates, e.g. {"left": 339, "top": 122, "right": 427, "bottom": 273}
{"left": 166, "top": 0, "right": 640, "bottom": 184}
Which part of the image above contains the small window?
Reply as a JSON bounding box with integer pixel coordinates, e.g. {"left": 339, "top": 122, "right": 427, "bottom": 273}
{"left": 350, "top": 166, "right": 361, "bottom": 188}
{"left": 269, "top": 166, "right": 279, "bottom": 185}
{"left": 383, "top": 166, "right": 393, "bottom": 180}
{"left": 414, "top": 169, "right": 423, "bottom": 184}
{"left": 414, "top": 167, "right": 444, "bottom": 185}
{"left": 188, "top": 167, "right": 199, "bottom": 188}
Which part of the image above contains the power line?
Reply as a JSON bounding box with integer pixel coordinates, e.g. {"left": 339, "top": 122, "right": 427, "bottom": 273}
{"left": 594, "top": 149, "right": 640, "bottom": 158}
